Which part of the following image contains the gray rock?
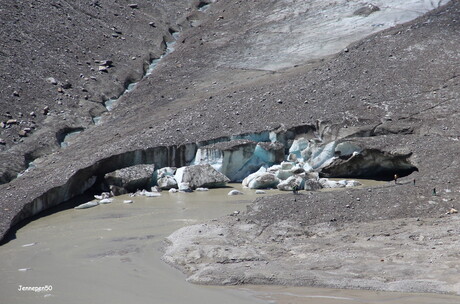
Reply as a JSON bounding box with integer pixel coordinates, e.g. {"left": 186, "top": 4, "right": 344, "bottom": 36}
{"left": 46, "top": 77, "right": 58, "bottom": 85}
{"left": 287, "top": 153, "right": 297, "bottom": 162}
{"left": 174, "top": 164, "right": 230, "bottom": 189}
{"left": 104, "top": 164, "right": 155, "bottom": 192}
{"left": 109, "top": 185, "right": 127, "bottom": 196}
{"left": 354, "top": 4, "right": 380, "bottom": 17}
{"left": 304, "top": 179, "right": 323, "bottom": 191}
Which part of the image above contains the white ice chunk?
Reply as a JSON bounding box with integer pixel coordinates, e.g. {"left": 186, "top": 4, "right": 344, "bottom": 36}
{"left": 228, "top": 190, "right": 244, "bottom": 196}
{"left": 289, "top": 137, "right": 309, "bottom": 159}
{"left": 277, "top": 175, "right": 305, "bottom": 191}
{"left": 74, "top": 201, "right": 99, "bottom": 209}
{"left": 247, "top": 173, "right": 280, "bottom": 189}
{"left": 99, "top": 198, "right": 113, "bottom": 204}
{"left": 310, "top": 141, "right": 338, "bottom": 169}
{"left": 242, "top": 166, "right": 266, "bottom": 188}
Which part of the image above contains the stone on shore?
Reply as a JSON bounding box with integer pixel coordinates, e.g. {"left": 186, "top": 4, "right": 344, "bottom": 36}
{"left": 104, "top": 164, "right": 155, "bottom": 192}
{"left": 304, "top": 179, "right": 323, "bottom": 191}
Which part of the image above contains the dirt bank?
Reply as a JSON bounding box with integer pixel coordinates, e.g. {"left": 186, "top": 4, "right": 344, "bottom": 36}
{"left": 164, "top": 184, "right": 460, "bottom": 294}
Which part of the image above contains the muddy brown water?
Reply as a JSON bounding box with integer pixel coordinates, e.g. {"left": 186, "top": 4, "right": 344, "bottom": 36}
{"left": 0, "top": 183, "right": 458, "bottom": 304}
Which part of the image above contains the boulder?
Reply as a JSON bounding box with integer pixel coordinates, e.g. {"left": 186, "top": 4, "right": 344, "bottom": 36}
{"left": 353, "top": 4, "right": 380, "bottom": 17}
{"left": 104, "top": 164, "right": 155, "bottom": 192}
{"left": 255, "top": 190, "right": 266, "bottom": 194}
{"left": 277, "top": 175, "right": 304, "bottom": 191}
{"left": 287, "top": 153, "right": 297, "bottom": 162}
{"left": 157, "top": 175, "right": 178, "bottom": 190}
{"left": 304, "top": 179, "right": 323, "bottom": 191}
{"left": 109, "top": 185, "right": 127, "bottom": 196}
{"left": 174, "top": 164, "right": 230, "bottom": 189}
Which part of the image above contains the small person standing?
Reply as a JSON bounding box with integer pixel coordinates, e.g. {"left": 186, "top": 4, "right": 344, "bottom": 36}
{"left": 394, "top": 174, "right": 399, "bottom": 184}
{"left": 292, "top": 184, "right": 299, "bottom": 195}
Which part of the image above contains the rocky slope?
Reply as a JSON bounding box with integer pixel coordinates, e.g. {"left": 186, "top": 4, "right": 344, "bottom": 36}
{"left": 0, "top": 0, "right": 194, "bottom": 183}
{"left": 0, "top": 0, "right": 459, "bottom": 294}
